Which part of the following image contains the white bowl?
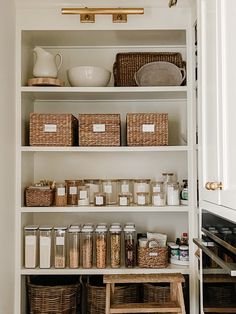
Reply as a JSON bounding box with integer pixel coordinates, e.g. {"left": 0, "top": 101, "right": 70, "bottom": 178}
{"left": 67, "top": 66, "right": 111, "bottom": 87}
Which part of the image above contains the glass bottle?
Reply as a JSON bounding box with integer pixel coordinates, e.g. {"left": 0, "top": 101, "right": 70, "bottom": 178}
{"left": 81, "top": 225, "right": 94, "bottom": 269}
{"left": 124, "top": 225, "right": 136, "bottom": 268}
{"left": 167, "top": 182, "right": 180, "bottom": 206}
{"left": 39, "top": 226, "right": 52, "bottom": 269}
{"left": 95, "top": 226, "right": 108, "bottom": 269}
{"left": 24, "top": 225, "right": 38, "bottom": 268}
{"left": 54, "top": 226, "right": 67, "bottom": 268}
{"left": 68, "top": 226, "right": 80, "bottom": 269}
{"left": 110, "top": 225, "right": 122, "bottom": 268}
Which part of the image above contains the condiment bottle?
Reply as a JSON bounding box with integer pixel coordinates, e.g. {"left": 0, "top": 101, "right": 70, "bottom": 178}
{"left": 68, "top": 226, "right": 80, "bottom": 269}
{"left": 124, "top": 225, "right": 136, "bottom": 268}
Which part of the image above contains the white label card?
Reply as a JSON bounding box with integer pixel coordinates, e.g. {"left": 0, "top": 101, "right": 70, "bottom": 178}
{"left": 56, "top": 237, "right": 64, "bottom": 245}
{"left": 104, "top": 185, "right": 112, "bottom": 194}
{"left": 149, "top": 252, "right": 158, "bottom": 257}
{"left": 138, "top": 195, "right": 145, "bottom": 205}
{"left": 119, "top": 197, "right": 128, "bottom": 206}
{"left": 69, "top": 187, "right": 77, "bottom": 195}
{"left": 80, "top": 190, "right": 88, "bottom": 199}
{"left": 142, "top": 124, "right": 155, "bottom": 133}
{"left": 44, "top": 124, "right": 57, "bottom": 132}
{"left": 121, "top": 184, "right": 129, "bottom": 193}
{"left": 96, "top": 196, "right": 103, "bottom": 205}
{"left": 93, "top": 124, "right": 106, "bottom": 132}
{"left": 57, "top": 187, "right": 65, "bottom": 196}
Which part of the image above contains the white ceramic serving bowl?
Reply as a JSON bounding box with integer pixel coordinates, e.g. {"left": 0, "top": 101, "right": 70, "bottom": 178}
{"left": 67, "top": 66, "right": 111, "bottom": 87}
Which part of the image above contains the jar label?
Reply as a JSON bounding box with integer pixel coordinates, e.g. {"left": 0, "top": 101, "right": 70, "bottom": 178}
{"left": 153, "top": 195, "right": 161, "bottom": 205}
{"left": 138, "top": 195, "right": 145, "bottom": 205}
{"left": 69, "top": 186, "right": 77, "bottom": 195}
{"left": 119, "top": 197, "right": 127, "bottom": 206}
{"left": 57, "top": 187, "right": 65, "bottom": 196}
{"left": 93, "top": 124, "right": 106, "bottom": 132}
{"left": 121, "top": 184, "right": 129, "bottom": 193}
{"left": 96, "top": 196, "right": 104, "bottom": 205}
{"left": 44, "top": 124, "right": 57, "bottom": 132}
{"left": 56, "top": 237, "right": 65, "bottom": 246}
{"left": 149, "top": 252, "right": 158, "bottom": 256}
{"left": 137, "top": 185, "right": 145, "bottom": 193}
{"left": 26, "top": 235, "right": 36, "bottom": 246}
{"left": 40, "top": 236, "right": 51, "bottom": 246}
{"left": 153, "top": 186, "right": 161, "bottom": 193}
{"left": 104, "top": 185, "right": 112, "bottom": 194}
{"left": 142, "top": 124, "right": 155, "bottom": 133}
{"left": 80, "top": 190, "right": 88, "bottom": 199}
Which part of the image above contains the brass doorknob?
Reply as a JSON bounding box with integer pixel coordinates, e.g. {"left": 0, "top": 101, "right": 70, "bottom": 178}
{"left": 210, "top": 182, "right": 223, "bottom": 190}
{"left": 205, "top": 182, "right": 212, "bottom": 190}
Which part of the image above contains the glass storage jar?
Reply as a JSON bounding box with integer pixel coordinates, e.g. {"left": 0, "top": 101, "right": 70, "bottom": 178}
{"left": 24, "top": 225, "right": 39, "bottom": 268}
{"left": 55, "top": 184, "right": 67, "bottom": 206}
{"left": 68, "top": 226, "right": 80, "bottom": 269}
{"left": 162, "top": 173, "right": 176, "bottom": 192}
{"left": 54, "top": 226, "right": 67, "bottom": 268}
{"left": 151, "top": 181, "right": 164, "bottom": 193}
{"left": 65, "top": 180, "right": 81, "bottom": 205}
{"left": 133, "top": 179, "right": 150, "bottom": 204}
{"left": 137, "top": 192, "right": 149, "bottom": 206}
{"left": 78, "top": 185, "right": 90, "bottom": 206}
{"left": 81, "top": 225, "right": 94, "bottom": 269}
{"left": 39, "top": 226, "right": 52, "bottom": 269}
{"left": 94, "top": 192, "right": 106, "bottom": 206}
{"left": 84, "top": 179, "right": 101, "bottom": 204}
{"left": 110, "top": 225, "right": 122, "bottom": 268}
{"left": 124, "top": 225, "right": 136, "bottom": 268}
{"left": 102, "top": 180, "right": 118, "bottom": 205}
{"left": 152, "top": 192, "right": 166, "bottom": 206}
{"left": 118, "top": 192, "right": 132, "bottom": 206}
{"left": 167, "top": 182, "right": 180, "bottom": 206}
{"left": 95, "top": 225, "right": 108, "bottom": 269}
{"left": 118, "top": 180, "right": 133, "bottom": 199}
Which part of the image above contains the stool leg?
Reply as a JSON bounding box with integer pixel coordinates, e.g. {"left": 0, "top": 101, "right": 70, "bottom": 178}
{"left": 170, "top": 282, "right": 177, "bottom": 301}
{"left": 105, "top": 283, "right": 111, "bottom": 314}
{"left": 177, "top": 282, "right": 186, "bottom": 314}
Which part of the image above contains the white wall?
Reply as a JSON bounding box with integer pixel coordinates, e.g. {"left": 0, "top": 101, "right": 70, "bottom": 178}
{"left": 0, "top": 0, "right": 15, "bottom": 313}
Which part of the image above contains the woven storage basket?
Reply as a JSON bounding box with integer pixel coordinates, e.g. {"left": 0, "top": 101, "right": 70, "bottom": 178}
{"left": 204, "top": 283, "right": 236, "bottom": 307}
{"left": 113, "top": 52, "right": 185, "bottom": 86}
{"left": 30, "top": 113, "right": 78, "bottom": 146}
{"left": 87, "top": 281, "right": 140, "bottom": 314}
{"left": 78, "top": 114, "right": 121, "bottom": 146}
{"left": 25, "top": 187, "right": 54, "bottom": 207}
{"left": 127, "top": 113, "right": 168, "bottom": 146}
{"left": 27, "top": 276, "right": 81, "bottom": 314}
{"left": 143, "top": 283, "right": 170, "bottom": 303}
{"left": 138, "top": 239, "right": 168, "bottom": 268}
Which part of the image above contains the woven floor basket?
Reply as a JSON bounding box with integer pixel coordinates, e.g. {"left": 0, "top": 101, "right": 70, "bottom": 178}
{"left": 113, "top": 52, "right": 185, "bottom": 86}
{"left": 78, "top": 114, "right": 121, "bottom": 146}
{"left": 127, "top": 113, "right": 168, "bottom": 146}
{"left": 87, "top": 282, "right": 140, "bottom": 314}
{"left": 204, "top": 283, "right": 236, "bottom": 307}
{"left": 143, "top": 283, "right": 171, "bottom": 314}
{"left": 25, "top": 188, "right": 54, "bottom": 207}
{"left": 27, "top": 276, "right": 81, "bottom": 314}
{"left": 30, "top": 113, "right": 78, "bottom": 146}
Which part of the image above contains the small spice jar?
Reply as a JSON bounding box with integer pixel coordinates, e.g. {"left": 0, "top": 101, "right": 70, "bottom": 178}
{"left": 170, "top": 243, "right": 180, "bottom": 260}
{"left": 102, "top": 180, "right": 118, "bottom": 205}
{"left": 54, "top": 226, "right": 67, "bottom": 268}
{"left": 39, "top": 226, "right": 52, "bottom": 269}
{"left": 124, "top": 225, "right": 136, "bottom": 268}
{"left": 78, "top": 185, "right": 90, "bottom": 206}
{"left": 95, "top": 225, "right": 108, "bottom": 269}
{"left": 118, "top": 192, "right": 132, "bottom": 206}
{"left": 94, "top": 192, "right": 106, "bottom": 206}
{"left": 179, "top": 245, "right": 189, "bottom": 261}
{"left": 81, "top": 225, "right": 94, "bottom": 269}
{"left": 55, "top": 184, "right": 67, "bottom": 206}
{"left": 137, "top": 192, "right": 149, "bottom": 206}
{"left": 65, "top": 180, "right": 81, "bottom": 206}
{"left": 167, "top": 182, "right": 180, "bottom": 206}
{"left": 110, "top": 225, "right": 122, "bottom": 268}
{"left": 133, "top": 179, "right": 150, "bottom": 204}
{"left": 68, "top": 226, "right": 80, "bottom": 269}
{"left": 151, "top": 181, "right": 164, "bottom": 193}
{"left": 24, "top": 225, "right": 39, "bottom": 268}
{"left": 84, "top": 179, "right": 101, "bottom": 204}
{"left": 152, "top": 192, "right": 166, "bottom": 206}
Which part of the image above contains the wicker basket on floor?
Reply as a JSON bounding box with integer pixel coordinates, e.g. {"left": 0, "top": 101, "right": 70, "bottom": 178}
{"left": 113, "top": 52, "right": 186, "bottom": 86}
{"left": 27, "top": 276, "right": 81, "bottom": 314}
{"left": 87, "top": 281, "right": 140, "bottom": 314}
{"left": 127, "top": 113, "right": 168, "bottom": 146}
{"left": 25, "top": 187, "right": 54, "bottom": 207}
{"left": 143, "top": 283, "right": 170, "bottom": 303}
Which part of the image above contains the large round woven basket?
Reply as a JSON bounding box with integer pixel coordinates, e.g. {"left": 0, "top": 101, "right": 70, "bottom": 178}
{"left": 87, "top": 280, "right": 140, "bottom": 314}
{"left": 27, "top": 276, "right": 81, "bottom": 314}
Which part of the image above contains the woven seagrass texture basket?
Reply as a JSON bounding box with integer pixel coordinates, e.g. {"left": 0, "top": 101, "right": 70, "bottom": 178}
{"left": 127, "top": 113, "right": 168, "bottom": 146}
{"left": 87, "top": 282, "right": 140, "bottom": 314}
{"left": 138, "top": 239, "right": 169, "bottom": 268}
{"left": 113, "top": 52, "right": 186, "bottom": 86}
{"left": 27, "top": 276, "right": 81, "bottom": 314}
{"left": 25, "top": 188, "right": 54, "bottom": 207}
{"left": 29, "top": 113, "right": 78, "bottom": 146}
{"left": 78, "top": 114, "right": 121, "bottom": 146}
{"left": 143, "top": 283, "right": 171, "bottom": 303}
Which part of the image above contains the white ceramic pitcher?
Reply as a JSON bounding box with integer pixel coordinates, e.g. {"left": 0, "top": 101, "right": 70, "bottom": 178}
{"left": 33, "top": 47, "right": 62, "bottom": 78}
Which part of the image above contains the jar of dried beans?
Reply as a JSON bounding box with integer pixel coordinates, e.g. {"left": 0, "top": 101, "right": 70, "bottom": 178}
{"left": 95, "top": 225, "right": 108, "bottom": 269}
{"left": 81, "top": 225, "right": 94, "bottom": 269}
{"left": 65, "top": 180, "right": 81, "bottom": 205}
{"left": 55, "top": 183, "right": 67, "bottom": 206}
{"left": 110, "top": 225, "right": 122, "bottom": 268}
{"left": 68, "top": 225, "right": 80, "bottom": 269}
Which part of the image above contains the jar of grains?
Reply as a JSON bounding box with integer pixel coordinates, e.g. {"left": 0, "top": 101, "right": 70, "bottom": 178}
{"left": 110, "top": 225, "right": 122, "bottom": 268}
{"left": 39, "top": 226, "right": 52, "bottom": 269}
{"left": 124, "top": 225, "right": 136, "bottom": 268}
{"left": 81, "top": 225, "right": 94, "bottom": 269}
{"left": 95, "top": 225, "right": 108, "bottom": 269}
{"left": 55, "top": 184, "right": 67, "bottom": 206}
{"left": 102, "top": 180, "right": 118, "bottom": 205}
{"left": 167, "top": 182, "right": 180, "bottom": 206}
{"left": 84, "top": 179, "right": 101, "bottom": 204}
{"left": 65, "top": 180, "right": 81, "bottom": 205}
{"left": 133, "top": 179, "right": 150, "bottom": 204}
{"left": 78, "top": 185, "right": 90, "bottom": 206}
{"left": 24, "top": 225, "right": 39, "bottom": 268}
{"left": 68, "top": 226, "right": 80, "bottom": 269}
{"left": 54, "top": 226, "right": 67, "bottom": 268}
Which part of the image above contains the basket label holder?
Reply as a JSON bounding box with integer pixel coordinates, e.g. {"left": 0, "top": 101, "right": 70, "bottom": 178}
{"left": 142, "top": 124, "right": 155, "bottom": 133}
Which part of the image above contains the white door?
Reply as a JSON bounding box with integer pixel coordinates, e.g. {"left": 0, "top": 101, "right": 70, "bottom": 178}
{"left": 199, "top": 0, "right": 222, "bottom": 204}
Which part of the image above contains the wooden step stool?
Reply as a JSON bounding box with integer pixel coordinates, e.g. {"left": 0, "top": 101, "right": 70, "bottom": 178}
{"left": 103, "top": 273, "right": 186, "bottom": 314}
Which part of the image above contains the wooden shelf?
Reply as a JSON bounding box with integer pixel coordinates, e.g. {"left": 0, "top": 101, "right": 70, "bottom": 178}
{"left": 203, "top": 307, "right": 236, "bottom": 313}
{"left": 110, "top": 302, "right": 180, "bottom": 313}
